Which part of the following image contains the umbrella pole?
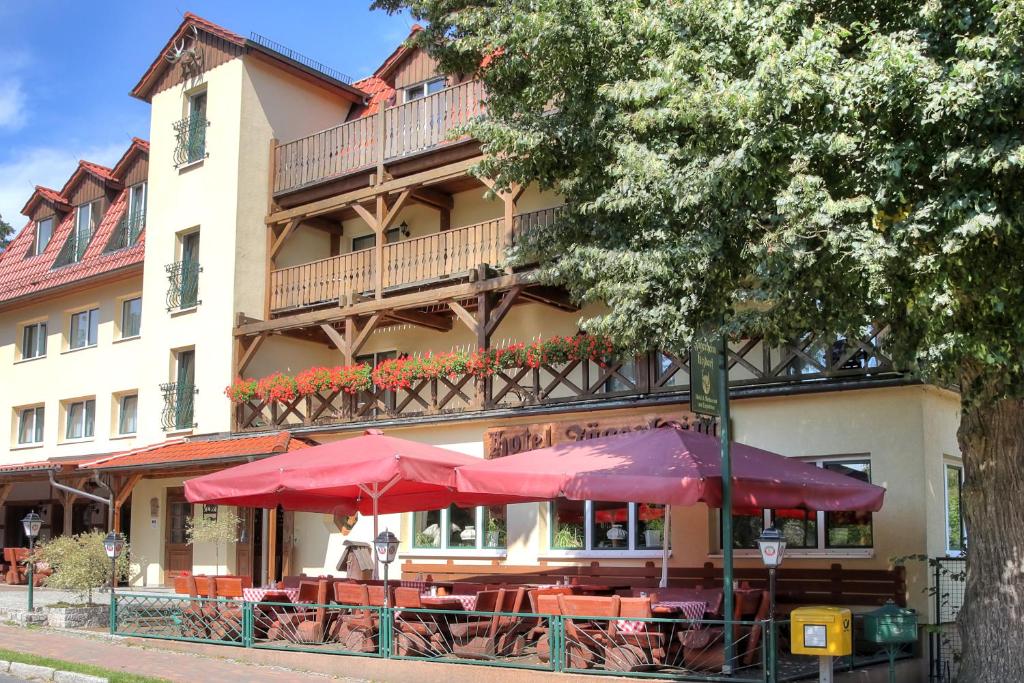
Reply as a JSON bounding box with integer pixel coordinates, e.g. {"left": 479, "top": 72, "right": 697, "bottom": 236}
{"left": 660, "top": 504, "right": 671, "bottom": 588}
{"left": 372, "top": 490, "right": 380, "bottom": 580}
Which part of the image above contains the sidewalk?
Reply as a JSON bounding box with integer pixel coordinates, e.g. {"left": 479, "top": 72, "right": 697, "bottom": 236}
{"left": 0, "top": 625, "right": 626, "bottom": 683}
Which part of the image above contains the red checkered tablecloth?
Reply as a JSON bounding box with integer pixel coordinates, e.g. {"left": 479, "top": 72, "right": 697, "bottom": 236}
{"left": 243, "top": 587, "right": 301, "bottom": 603}
{"left": 422, "top": 593, "right": 477, "bottom": 611}
{"left": 617, "top": 600, "right": 706, "bottom": 635}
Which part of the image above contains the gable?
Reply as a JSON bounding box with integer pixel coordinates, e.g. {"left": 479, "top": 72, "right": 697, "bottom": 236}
{"left": 391, "top": 47, "right": 442, "bottom": 90}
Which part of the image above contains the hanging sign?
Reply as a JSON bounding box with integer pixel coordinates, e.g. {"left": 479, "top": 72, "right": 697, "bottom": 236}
{"left": 689, "top": 335, "right": 722, "bottom": 417}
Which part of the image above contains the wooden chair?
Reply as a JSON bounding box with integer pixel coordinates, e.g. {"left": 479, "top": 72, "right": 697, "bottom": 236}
{"left": 604, "top": 596, "right": 666, "bottom": 671}
{"left": 534, "top": 593, "right": 564, "bottom": 663}
{"left": 293, "top": 578, "right": 333, "bottom": 643}
{"left": 451, "top": 587, "right": 529, "bottom": 659}
{"left": 4, "top": 548, "right": 47, "bottom": 586}
{"left": 558, "top": 594, "right": 621, "bottom": 669}
{"left": 329, "top": 581, "right": 379, "bottom": 652}
{"left": 179, "top": 574, "right": 213, "bottom": 639}
{"left": 208, "top": 577, "right": 246, "bottom": 641}
{"left": 265, "top": 578, "right": 327, "bottom": 642}
{"left": 679, "top": 589, "right": 769, "bottom": 670}
{"left": 392, "top": 586, "right": 446, "bottom": 657}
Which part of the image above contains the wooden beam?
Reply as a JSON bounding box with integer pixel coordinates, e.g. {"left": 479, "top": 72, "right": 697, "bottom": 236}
{"left": 411, "top": 187, "right": 454, "bottom": 210}
{"left": 267, "top": 137, "right": 279, "bottom": 214}
{"left": 303, "top": 217, "right": 344, "bottom": 235}
{"left": 267, "top": 156, "right": 484, "bottom": 224}
{"left": 448, "top": 301, "right": 479, "bottom": 334}
{"left": 269, "top": 219, "right": 300, "bottom": 261}
{"left": 521, "top": 285, "right": 578, "bottom": 311}
{"left": 374, "top": 195, "right": 386, "bottom": 298}
{"left": 268, "top": 507, "right": 278, "bottom": 582}
{"left": 321, "top": 323, "right": 348, "bottom": 356}
{"left": 387, "top": 309, "right": 453, "bottom": 332}
{"left": 381, "top": 189, "right": 413, "bottom": 231}
{"left": 485, "top": 286, "right": 523, "bottom": 337}
{"left": 351, "top": 202, "right": 378, "bottom": 231}
{"left": 112, "top": 473, "right": 143, "bottom": 533}
{"left": 352, "top": 313, "right": 381, "bottom": 357}
{"left": 237, "top": 333, "right": 267, "bottom": 377}
{"left": 237, "top": 273, "right": 536, "bottom": 336}
{"left": 0, "top": 483, "right": 12, "bottom": 509}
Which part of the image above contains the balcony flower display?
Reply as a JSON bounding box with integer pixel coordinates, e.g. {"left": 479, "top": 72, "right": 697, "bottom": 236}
{"left": 225, "top": 334, "right": 619, "bottom": 404}
{"left": 255, "top": 372, "right": 298, "bottom": 404}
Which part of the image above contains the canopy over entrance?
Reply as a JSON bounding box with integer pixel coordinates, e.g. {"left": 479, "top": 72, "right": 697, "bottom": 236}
{"left": 455, "top": 426, "right": 884, "bottom": 512}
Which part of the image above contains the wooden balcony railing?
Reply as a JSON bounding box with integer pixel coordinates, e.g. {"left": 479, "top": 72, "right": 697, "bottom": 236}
{"left": 269, "top": 207, "right": 559, "bottom": 313}
{"left": 234, "top": 328, "right": 901, "bottom": 432}
{"left": 272, "top": 80, "right": 486, "bottom": 195}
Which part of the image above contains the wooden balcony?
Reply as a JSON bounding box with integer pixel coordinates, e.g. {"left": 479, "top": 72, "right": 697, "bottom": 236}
{"left": 272, "top": 79, "right": 487, "bottom": 196}
{"left": 269, "top": 207, "right": 562, "bottom": 315}
{"left": 234, "top": 329, "right": 905, "bottom": 433}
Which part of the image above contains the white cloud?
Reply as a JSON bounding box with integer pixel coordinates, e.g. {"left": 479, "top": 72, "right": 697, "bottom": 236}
{"left": 0, "top": 142, "right": 125, "bottom": 231}
{"left": 0, "top": 77, "right": 27, "bottom": 130}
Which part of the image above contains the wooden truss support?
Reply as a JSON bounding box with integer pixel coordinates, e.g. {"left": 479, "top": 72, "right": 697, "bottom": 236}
{"left": 112, "top": 473, "right": 143, "bottom": 534}
{"left": 386, "top": 309, "right": 453, "bottom": 332}
{"left": 480, "top": 177, "right": 525, "bottom": 265}
{"left": 0, "top": 483, "right": 12, "bottom": 509}
{"left": 322, "top": 314, "right": 382, "bottom": 364}
{"left": 236, "top": 332, "right": 267, "bottom": 378}
{"left": 520, "top": 285, "right": 578, "bottom": 312}
{"left": 269, "top": 219, "right": 300, "bottom": 262}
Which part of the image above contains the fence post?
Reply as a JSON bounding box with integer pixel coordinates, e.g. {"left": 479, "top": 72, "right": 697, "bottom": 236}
{"left": 242, "top": 601, "right": 253, "bottom": 648}
{"left": 109, "top": 593, "right": 117, "bottom": 636}
{"left": 381, "top": 606, "right": 392, "bottom": 658}
{"left": 551, "top": 614, "right": 563, "bottom": 672}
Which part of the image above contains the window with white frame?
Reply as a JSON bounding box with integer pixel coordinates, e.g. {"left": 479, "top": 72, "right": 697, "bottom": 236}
{"left": 945, "top": 463, "right": 965, "bottom": 555}
{"left": 404, "top": 77, "right": 446, "bottom": 102}
{"left": 17, "top": 406, "right": 44, "bottom": 445}
{"left": 69, "top": 308, "right": 99, "bottom": 349}
{"left": 549, "top": 499, "right": 667, "bottom": 552}
{"left": 70, "top": 200, "right": 101, "bottom": 262}
{"left": 65, "top": 399, "right": 96, "bottom": 440}
{"left": 118, "top": 394, "right": 138, "bottom": 435}
{"left": 33, "top": 218, "right": 54, "bottom": 256}
{"left": 21, "top": 322, "right": 47, "bottom": 360}
{"left": 121, "top": 297, "right": 142, "bottom": 338}
{"left": 718, "top": 458, "right": 873, "bottom": 551}
{"left": 413, "top": 505, "right": 507, "bottom": 551}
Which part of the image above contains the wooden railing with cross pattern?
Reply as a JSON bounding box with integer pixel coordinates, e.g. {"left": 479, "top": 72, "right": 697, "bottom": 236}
{"left": 233, "top": 327, "right": 900, "bottom": 432}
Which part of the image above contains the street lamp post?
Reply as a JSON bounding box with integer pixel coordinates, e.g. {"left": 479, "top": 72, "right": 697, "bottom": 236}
{"left": 103, "top": 531, "right": 125, "bottom": 635}
{"left": 757, "top": 526, "right": 787, "bottom": 682}
{"left": 374, "top": 530, "right": 399, "bottom": 609}
{"left": 21, "top": 512, "right": 42, "bottom": 612}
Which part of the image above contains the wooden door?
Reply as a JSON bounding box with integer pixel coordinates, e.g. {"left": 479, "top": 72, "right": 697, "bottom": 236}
{"left": 234, "top": 508, "right": 254, "bottom": 581}
{"left": 164, "top": 488, "right": 193, "bottom": 585}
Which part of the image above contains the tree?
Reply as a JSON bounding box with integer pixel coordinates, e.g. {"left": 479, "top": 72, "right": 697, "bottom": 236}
{"left": 186, "top": 509, "right": 240, "bottom": 571}
{"left": 0, "top": 214, "right": 12, "bottom": 251}
{"left": 373, "top": 1, "right": 1024, "bottom": 679}
{"left": 36, "top": 531, "right": 133, "bottom": 605}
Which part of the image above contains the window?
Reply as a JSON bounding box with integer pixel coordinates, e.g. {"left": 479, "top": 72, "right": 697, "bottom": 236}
{"left": 17, "top": 407, "right": 44, "bottom": 445}
{"left": 351, "top": 227, "right": 402, "bottom": 253}
{"left": 161, "top": 349, "right": 196, "bottom": 431}
{"left": 945, "top": 463, "right": 965, "bottom": 555}
{"left": 121, "top": 297, "right": 142, "bottom": 338}
{"left": 21, "top": 322, "right": 47, "bottom": 360}
{"left": 404, "top": 77, "right": 447, "bottom": 102}
{"left": 717, "top": 458, "right": 872, "bottom": 552}
{"left": 550, "top": 499, "right": 666, "bottom": 552}
{"left": 413, "top": 505, "right": 507, "bottom": 551}
{"left": 69, "top": 200, "right": 101, "bottom": 262}
{"left": 118, "top": 394, "right": 138, "bottom": 435}
{"left": 69, "top": 308, "right": 99, "bottom": 349}
{"left": 174, "top": 91, "right": 208, "bottom": 165}
{"left": 33, "top": 218, "right": 54, "bottom": 256}
{"left": 128, "top": 182, "right": 147, "bottom": 226}
{"left": 65, "top": 399, "right": 96, "bottom": 440}
{"left": 356, "top": 351, "right": 397, "bottom": 414}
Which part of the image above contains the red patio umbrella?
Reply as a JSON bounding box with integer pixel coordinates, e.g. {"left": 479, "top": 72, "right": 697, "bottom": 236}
{"left": 454, "top": 426, "right": 885, "bottom": 587}
{"left": 185, "top": 429, "right": 527, "bottom": 575}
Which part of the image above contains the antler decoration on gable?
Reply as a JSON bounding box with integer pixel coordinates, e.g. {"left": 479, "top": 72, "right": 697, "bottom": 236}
{"left": 164, "top": 25, "right": 204, "bottom": 77}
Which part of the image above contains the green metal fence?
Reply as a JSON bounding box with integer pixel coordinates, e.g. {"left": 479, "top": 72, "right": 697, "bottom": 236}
{"left": 111, "top": 596, "right": 910, "bottom": 682}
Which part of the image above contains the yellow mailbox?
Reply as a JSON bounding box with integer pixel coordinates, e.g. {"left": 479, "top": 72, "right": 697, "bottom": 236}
{"left": 791, "top": 606, "right": 852, "bottom": 656}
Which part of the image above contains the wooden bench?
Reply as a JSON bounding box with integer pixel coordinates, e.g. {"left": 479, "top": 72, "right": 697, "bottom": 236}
{"left": 401, "top": 560, "right": 906, "bottom": 608}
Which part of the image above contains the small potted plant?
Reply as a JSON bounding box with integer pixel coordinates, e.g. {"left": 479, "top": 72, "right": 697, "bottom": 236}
{"left": 644, "top": 515, "right": 665, "bottom": 548}
{"left": 553, "top": 524, "right": 584, "bottom": 549}
{"left": 486, "top": 516, "right": 506, "bottom": 548}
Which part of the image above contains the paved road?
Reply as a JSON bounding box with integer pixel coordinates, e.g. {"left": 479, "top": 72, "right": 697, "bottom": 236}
{"left": 0, "top": 675, "right": 27, "bottom": 682}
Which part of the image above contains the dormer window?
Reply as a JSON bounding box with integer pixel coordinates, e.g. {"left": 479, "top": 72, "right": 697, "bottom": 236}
{"left": 32, "top": 217, "right": 54, "bottom": 256}
{"left": 404, "top": 77, "right": 446, "bottom": 102}
{"left": 53, "top": 199, "right": 101, "bottom": 267}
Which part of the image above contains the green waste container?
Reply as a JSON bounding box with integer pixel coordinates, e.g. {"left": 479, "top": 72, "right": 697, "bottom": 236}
{"left": 863, "top": 600, "right": 918, "bottom": 645}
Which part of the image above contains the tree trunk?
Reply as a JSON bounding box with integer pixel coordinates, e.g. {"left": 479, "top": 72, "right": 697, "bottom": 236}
{"left": 957, "top": 392, "right": 1024, "bottom": 682}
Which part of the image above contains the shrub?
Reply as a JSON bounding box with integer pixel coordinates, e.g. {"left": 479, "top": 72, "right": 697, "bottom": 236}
{"left": 36, "top": 531, "right": 132, "bottom": 605}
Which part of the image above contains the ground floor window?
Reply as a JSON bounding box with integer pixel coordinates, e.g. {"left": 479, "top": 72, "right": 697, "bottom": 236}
{"left": 718, "top": 458, "right": 873, "bottom": 551}
{"left": 413, "top": 505, "right": 507, "bottom": 550}
{"left": 945, "top": 462, "right": 965, "bottom": 555}
{"left": 551, "top": 499, "right": 666, "bottom": 551}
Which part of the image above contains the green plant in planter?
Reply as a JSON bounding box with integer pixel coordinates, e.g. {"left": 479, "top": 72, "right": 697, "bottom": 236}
{"left": 553, "top": 524, "right": 584, "bottom": 549}
{"left": 486, "top": 516, "right": 507, "bottom": 547}
{"left": 415, "top": 531, "right": 440, "bottom": 548}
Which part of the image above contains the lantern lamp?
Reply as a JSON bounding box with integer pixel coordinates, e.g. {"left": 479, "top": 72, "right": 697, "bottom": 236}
{"left": 757, "top": 526, "right": 787, "bottom": 568}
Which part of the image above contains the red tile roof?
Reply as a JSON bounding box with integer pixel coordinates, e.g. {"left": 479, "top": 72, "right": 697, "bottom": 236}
{"left": 0, "top": 140, "right": 148, "bottom": 308}
{"left": 0, "top": 455, "right": 97, "bottom": 474}
{"left": 80, "top": 432, "right": 309, "bottom": 471}
{"left": 348, "top": 75, "right": 395, "bottom": 120}
{"left": 20, "top": 186, "right": 70, "bottom": 217}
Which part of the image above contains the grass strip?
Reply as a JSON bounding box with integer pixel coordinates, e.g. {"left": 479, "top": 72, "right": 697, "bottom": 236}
{"left": 0, "top": 647, "right": 170, "bottom": 683}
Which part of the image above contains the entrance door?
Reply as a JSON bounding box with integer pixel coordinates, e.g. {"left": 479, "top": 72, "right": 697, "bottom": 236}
{"left": 164, "top": 488, "right": 193, "bottom": 584}
{"left": 234, "top": 508, "right": 255, "bottom": 581}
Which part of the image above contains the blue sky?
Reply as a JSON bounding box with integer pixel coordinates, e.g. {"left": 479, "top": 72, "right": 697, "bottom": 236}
{"left": 0, "top": 1, "right": 413, "bottom": 229}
